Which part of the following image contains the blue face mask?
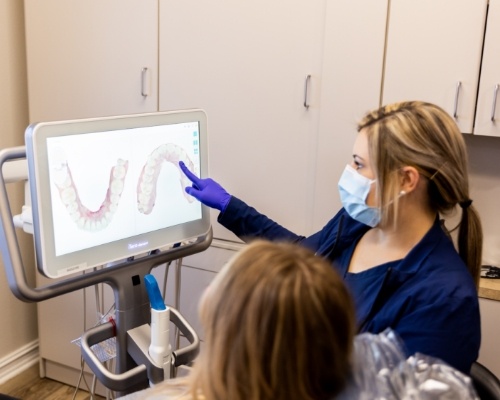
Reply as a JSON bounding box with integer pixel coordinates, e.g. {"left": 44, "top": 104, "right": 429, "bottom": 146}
{"left": 338, "top": 164, "right": 380, "bottom": 227}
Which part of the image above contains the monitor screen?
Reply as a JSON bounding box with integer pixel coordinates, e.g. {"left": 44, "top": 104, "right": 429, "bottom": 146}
{"left": 26, "top": 109, "right": 210, "bottom": 278}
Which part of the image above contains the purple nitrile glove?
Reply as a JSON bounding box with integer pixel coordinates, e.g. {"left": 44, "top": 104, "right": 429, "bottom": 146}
{"left": 179, "top": 161, "right": 231, "bottom": 212}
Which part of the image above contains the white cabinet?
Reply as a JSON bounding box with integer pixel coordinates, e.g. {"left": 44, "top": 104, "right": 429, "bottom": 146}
{"left": 475, "top": 0, "right": 500, "bottom": 137}
{"left": 37, "top": 277, "right": 111, "bottom": 396}
{"left": 165, "top": 243, "right": 240, "bottom": 341}
{"left": 24, "top": 0, "right": 388, "bottom": 241}
{"left": 312, "top": 0, "right": 388, "bottom": 230}
{"left": 159, "top": 0, "right": 326, "bottom": 241}
{"left": 24, "top": 0, "right": 158, "bottom": 122}
{"left": 383, "top": 0, "right": 488, "bottom": 134}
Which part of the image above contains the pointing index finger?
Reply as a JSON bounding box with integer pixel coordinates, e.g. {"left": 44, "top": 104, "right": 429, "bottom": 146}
{"left": 179, "top": 161, "right": 201, "bottom": 184}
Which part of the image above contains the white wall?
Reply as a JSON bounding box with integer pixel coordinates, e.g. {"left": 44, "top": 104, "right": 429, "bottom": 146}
{"left": 478, "top": 298, "right": 500, "bottom": 377}
{"left": 466, "top": 134, "right": 500, "bottom": 265}
{"left": 0, "top": 0, "right": 39, "bottom": 376}
{"left": 466, "top": 135, "right": 500, "bottom": 375}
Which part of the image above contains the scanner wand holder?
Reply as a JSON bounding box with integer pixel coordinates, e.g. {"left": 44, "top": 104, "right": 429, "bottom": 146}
{"left": 145, "top": 274, "right": 172, "bottom": 382}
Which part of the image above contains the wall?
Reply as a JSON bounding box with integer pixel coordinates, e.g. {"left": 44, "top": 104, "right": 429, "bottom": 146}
{"left": 466, "top": 134, "right": 500, "bottom": 265}
{"left": 466, "top": 134, "right": 500, "bottom": 376}
{"left": 0, "top": 0, "right": 39, "bottom": 382}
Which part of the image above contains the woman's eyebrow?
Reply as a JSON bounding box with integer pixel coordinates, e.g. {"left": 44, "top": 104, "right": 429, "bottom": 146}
{"left": 352, "top": 154, "right": 366, "bottom": 162}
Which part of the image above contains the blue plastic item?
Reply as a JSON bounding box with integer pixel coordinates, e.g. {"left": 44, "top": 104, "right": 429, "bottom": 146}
{"left": 144, "top": 274, "right": 166, "bottom": 311}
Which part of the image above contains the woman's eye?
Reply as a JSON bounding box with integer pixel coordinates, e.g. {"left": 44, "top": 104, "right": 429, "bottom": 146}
{"left": 354, "top": 161, "right": 363, "bottom": 170}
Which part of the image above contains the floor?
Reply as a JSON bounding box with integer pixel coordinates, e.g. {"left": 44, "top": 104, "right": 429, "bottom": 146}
{"left": 0, "top": 365, "right": 106, "bottom": 400}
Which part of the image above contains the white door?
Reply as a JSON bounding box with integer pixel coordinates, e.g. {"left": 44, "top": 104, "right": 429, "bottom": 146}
{"left": 24, "top": 0, "right": 158, "bottom": 122}
{"left": 159, "top": 0, "right": 325, "bottom": 241}
{"left": 475, "top": 0, "right": 500, "bottom": 137}
{"left": 312, "top": 0, "right": 388, "bottom": 230}
{"left": 382, "top": 0, "right": 488, "bottom": 134}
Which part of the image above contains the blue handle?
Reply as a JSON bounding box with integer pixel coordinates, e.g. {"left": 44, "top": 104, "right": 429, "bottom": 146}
{"left": 144, "top": 274, "right": 166, "bottom": 311}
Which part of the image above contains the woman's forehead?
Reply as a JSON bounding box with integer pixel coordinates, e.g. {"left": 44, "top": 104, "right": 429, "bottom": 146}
{"left": 352, "top": 129, "right": 370, "bottom": 159}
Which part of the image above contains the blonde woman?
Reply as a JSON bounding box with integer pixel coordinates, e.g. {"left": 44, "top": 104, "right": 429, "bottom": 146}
{"left": 122, "top": 240, "right": 356, "bottom": 400}
{"left": 180, "top": 101, "right": 482, "bottom": 374}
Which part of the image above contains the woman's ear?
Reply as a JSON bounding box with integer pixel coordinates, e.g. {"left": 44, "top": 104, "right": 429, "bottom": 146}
{"left": 399, "top": 166, "right": 420, "bottom": 194}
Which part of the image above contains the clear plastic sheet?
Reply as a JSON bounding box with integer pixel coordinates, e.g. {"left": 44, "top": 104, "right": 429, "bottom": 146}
{"left": 338, "top": 329, "right": 479, "bottom": 399}
{"left": 72, "top": 336, "right": 117, "bottom": 363}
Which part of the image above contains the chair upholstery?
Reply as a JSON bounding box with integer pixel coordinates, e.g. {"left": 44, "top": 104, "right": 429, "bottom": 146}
{"left": 470, "top": 361, "right": 500, "bottom": 400}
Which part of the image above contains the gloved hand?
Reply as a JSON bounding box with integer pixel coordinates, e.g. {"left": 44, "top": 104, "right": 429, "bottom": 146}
{"left": 179, "top": 161, "right": 231, "bottom": 212}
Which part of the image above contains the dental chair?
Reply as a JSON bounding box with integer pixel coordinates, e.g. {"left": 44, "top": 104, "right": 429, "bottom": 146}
{"left": 470, "top": 361, "right": 500, "bottom": 400}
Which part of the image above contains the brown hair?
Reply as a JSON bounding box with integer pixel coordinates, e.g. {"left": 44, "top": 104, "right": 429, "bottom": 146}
{"left": 188, "top": 240, "right": 356, "bottom": 400}
{"left": 357, "top": 101, "right": 483, "bottom": 286}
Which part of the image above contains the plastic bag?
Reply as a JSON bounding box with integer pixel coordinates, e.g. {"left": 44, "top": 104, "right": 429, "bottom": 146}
{"left": 338, "top": 329, "right": 479, "bottom": 400}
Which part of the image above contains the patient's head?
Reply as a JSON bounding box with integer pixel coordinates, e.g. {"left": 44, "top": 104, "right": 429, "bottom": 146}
{"left": 191, "top": 240, "right": 356, "bottom": 400}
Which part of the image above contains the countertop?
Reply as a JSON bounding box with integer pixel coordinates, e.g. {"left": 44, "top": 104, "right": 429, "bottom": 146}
{"left": 479, "top": 278, "right": 500, "bottom": 301}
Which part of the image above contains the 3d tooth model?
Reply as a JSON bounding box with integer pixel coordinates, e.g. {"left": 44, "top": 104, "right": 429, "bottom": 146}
{"left": 52, "top": 157, "right": 128, "bottom": 232}
{"left": 52, "top": 144, "right": 195, "bottom": 231}
{"left": 137, "top": 143, "right": 195, "bottom": 215}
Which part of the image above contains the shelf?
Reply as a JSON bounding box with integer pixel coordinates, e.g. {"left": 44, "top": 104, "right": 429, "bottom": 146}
{"left": 479, "top": 278, "right": 500, "bottom": 301}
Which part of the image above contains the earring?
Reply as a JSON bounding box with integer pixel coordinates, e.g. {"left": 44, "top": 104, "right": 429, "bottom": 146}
{"left": 399, "top": 190, "right": 406, "bottom": 196}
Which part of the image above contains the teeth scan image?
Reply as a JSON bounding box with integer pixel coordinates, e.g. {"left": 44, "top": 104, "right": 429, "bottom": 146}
{"left": 26, "top": 111, "right": 209, "bottom": 278}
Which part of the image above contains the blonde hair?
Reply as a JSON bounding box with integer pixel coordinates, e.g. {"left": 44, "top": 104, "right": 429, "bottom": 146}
{"left": 357, "top": 101, "right": 483, "bottom": 286}
{"left": 185, "top": 240, "right": 356, "bottom": 400}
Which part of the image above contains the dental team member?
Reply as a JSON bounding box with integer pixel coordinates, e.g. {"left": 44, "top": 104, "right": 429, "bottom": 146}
{"left": 179, "top": 101, "right": 482, "bottom": 374}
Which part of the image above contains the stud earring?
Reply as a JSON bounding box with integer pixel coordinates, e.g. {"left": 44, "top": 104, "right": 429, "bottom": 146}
{"left": 399, "top": 190, "right": 406, "bottom": 196}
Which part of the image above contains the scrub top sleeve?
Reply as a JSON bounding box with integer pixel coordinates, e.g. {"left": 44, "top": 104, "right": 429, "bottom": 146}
{"left": 217, "top": 196, "right": 305, "bottom": 243}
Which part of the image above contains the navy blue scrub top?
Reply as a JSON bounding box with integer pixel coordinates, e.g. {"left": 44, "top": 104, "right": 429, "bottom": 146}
{"left": 338, "top": 239, "right": 400, "bottom": 326}
{"left": 218, "top": 198, "right": 480, "bottom": 374}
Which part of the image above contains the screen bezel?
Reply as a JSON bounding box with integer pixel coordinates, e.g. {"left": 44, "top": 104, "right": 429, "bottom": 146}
{"left": 26, "top": 109, "right": 210, "bottom": 278}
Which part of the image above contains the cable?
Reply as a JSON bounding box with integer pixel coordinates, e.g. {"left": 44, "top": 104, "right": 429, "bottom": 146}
{"left": 174, "top": 257, "right": 182, "bottom": 351}
{"left": 73, "top": 266, "right": 117, "bottom": 399}
{"left": 72, "top": 357, "right": 94, "bottom": 400}
{"left": 162, "top": 260, "right": 173, "bottom": 299}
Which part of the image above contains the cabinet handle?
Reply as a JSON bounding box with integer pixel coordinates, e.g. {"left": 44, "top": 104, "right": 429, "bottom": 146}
{"left": 141, "top": 67, "right": 149, "bottom": 97}
{"left": 491, "top": 84, "right": 499, "bottom": 122}
{"left": 453, "top": 81, "right": 461, "bottom": 119}
{"left": 304, "top": 74, "right": 311, "bottom": 109}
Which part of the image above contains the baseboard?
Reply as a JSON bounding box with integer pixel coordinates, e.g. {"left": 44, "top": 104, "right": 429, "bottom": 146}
{"left": 0, "top": 340, "right": 39, "bottom": 385}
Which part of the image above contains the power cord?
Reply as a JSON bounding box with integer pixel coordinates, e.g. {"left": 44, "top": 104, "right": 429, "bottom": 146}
{"left": 73, "top": 267, "right": 117, "bottom": 400}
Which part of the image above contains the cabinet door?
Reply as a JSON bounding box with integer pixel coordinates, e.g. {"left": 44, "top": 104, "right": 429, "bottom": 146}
{"left": 159, "top": 0, "right": 325, "bottom": 241}
{"left": 383, "top": 0, "right": 488, "bottom": 134}
{"left": 312, "top": 0, "right": 388, "bottom": 230}
{"left": 160, "top": 244, "right": 239, "bottom": 342}
{"left": 37, "top": 280, "right": 109, "bottom": 396}
{"left": 24, "top": 0, "right": 158, "bottom": 122}
{"left": 475, "top": 0, "right": 500, "bottom": 137}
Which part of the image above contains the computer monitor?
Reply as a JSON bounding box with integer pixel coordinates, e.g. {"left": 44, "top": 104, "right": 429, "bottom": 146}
{"left": 25, "top": 109, "right": 210, "bottom": 278}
